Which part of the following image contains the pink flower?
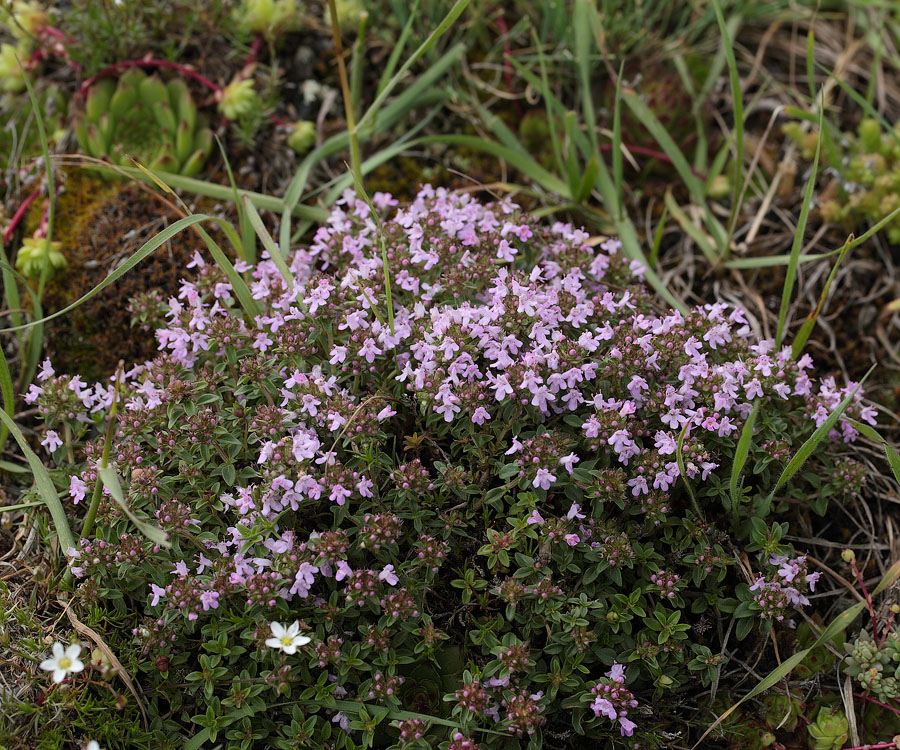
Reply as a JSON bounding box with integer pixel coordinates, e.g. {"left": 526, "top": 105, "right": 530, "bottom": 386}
{"left": 505, "top": 436, "right": 524, "bottom": 455}
{"left": 526, "top": 510, "right": 545, "bottom": 525}
{"left": 592, "top": 697, "right": 616, "bottom": 720}
{"left": 566, "top": 503, "right": 585, "bottom": 520}
{"left": 335, "top": 561, "right": 353, "bottom": 581}
{"left": 533, "top": 468, "right": 556, "bottom": 491}
{"left": 558, "top": 453, "right": 579, "bottom": 474}
{"left": 378, "top": 565, "right": 399, "bottom": 586}
{"left": 37, "top": 359, "right": 54, "bottom": 381}
{"left": 471, "top": 406, "right": 491, "bottom": 425}
{"left": 149, "top": 584, "right": 166, "bottom": 607}
{"left": 200, "top": 590, "right": 220, "bottom": 611}
{"left": 69, "top": 476, "right": 87, "bottom": 505}
{"left": 41, "top": 430, "right": 63, "bottom": 453}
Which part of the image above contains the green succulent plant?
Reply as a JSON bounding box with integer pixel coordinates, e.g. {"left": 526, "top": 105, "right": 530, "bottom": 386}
{"left": 844, "top": 628, "right": 900, "bottom": 701}
{"left": 235, "top": 0, "right": 299, "bottom": 38}
{"left": 807, "top": 706, "right": 849, "bottom": 750}
{"left": 784, "top": 117, "right": 900, "bottom": 244}
{"left": 0, "top": 42, "right": 26, "bottom": 93}
{"left": 762, "top": 692, "right": 803, "bottom": 732}
{"left": 74, "top": 69, "right": 213, "bottom": 177}
{"left": 15, "top": 236, "right": 66, "bottom": 280}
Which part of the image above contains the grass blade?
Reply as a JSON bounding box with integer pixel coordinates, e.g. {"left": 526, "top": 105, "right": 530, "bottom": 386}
{"left": 612, "top": 62, "right": 624, "bottom": 219}
{"left": 649, "top": 204, "right": 669, "bottom": 268}
{"left": 729, "top": 401, "right": 759, "bottom": 514}
{"left": 0, "top": 345, "right": 14, "bottom": 455}
{"left": 355, "top": 0, "right": 471, "bottom": 134}
{"left": 711, "top": 0, "right": 744, "bottom": 254}
{"left": 622, "top": 90, "right": 727, "bottom": 252}
{"left": 412, "top": 134, "right": 572, "bottom": 197}
{"left": 693, "top": 601, "right": 866, "bottom": 748}
{"left": 664, "top": 191, "right": 719, "bottom": 265}
{"left": 99, "top": 466, "right": 170, "bottom": 547}
{"left": 572, "top": 0, "right": 598, "bottom": 151}
{"left": 242, "top": 197, "right": 295, "bottom": 291}
{"left": 677, "top": 423, "right": 703, "bottom": 519}
{"left": 791, "top": 235, "right": 851, "bottom": 359}
{"left": 376, "top": 0, "right": 420, "bottom": 98}
{"left": 0, "top": 409, "right": 75, "bottom": 553}
{"left": 279, "top": 45, "right": 463, "bottom": 249}
{"left": 775, "top": 97, "right": 823, "bottom": 349}
{"left": 763, "top": 367, "right": 872, "bottom": 516}
{"left": 1, "top": 214, "right": 258, "bottom": 335}
{"left": 216, "top": 135, "right": 255, "bottom": 265}
{"left": 111, "top": 166, "right": 329, "bottom": 223}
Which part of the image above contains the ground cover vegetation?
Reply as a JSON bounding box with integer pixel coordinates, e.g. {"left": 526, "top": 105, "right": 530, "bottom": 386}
{"left": 4, "top": 1, "right": 900, "bottom": 749}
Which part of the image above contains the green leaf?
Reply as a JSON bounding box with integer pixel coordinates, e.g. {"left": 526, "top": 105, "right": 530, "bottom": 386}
{"left": 98, "top": 466, "right": 171, "bottom": 547}
{"left": 355, "top": 0, "right": 471, "bottom": 134}
{"left": 0, "top": 343, "right": 14, "bottom": 455}
{"left": 711, "top": 0, "right": 744, "bottom": 251}
{"left": 183, "top": 728, "right": 211, "bottom": 750}
{"left": 775, "top": 97, "right": 823, "bottom": 348}
{"left": 791, "top": 235, "right": 851, "bottom": 359}
{"left": 242, "top": 197, "right": 295, "bottom": 291}
{"left": 0, "top": 410, "right": 75, "bottom": 552}
{"left": 695, "top": 601, "right": 866, "bottom": 749}
{"left": 729, "top": 401, "right": 759, "bottom": 512}
{"left": 761, "top": 367, "right": 872, "bottom": 515}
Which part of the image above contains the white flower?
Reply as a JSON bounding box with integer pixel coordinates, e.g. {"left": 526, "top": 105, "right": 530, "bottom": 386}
{"left": 39, "top": 642, "right": 85, "bottom": 683}
{"left": 265, "top": 621, "right": 310, "bottom": 654}
{"left": 87, "top": 741, "right": 101, "bottom": 750}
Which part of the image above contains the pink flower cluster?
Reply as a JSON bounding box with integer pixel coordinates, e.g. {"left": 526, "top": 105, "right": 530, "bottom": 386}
{"left": 590, "top": 662, "right": 639, "bottom": 736}
{"left": 750, "top": 554, "right": 822, "bottom": 619}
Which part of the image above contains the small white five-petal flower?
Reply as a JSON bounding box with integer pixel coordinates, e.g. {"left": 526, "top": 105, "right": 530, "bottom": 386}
{"left": 86, "top": 741, "right": 101, "bottom": 750}
{"left": 39, "top": 642, "right": 85, "bottom": 683}
{"left": 265, "top": 621, "right": 310, "bottom": 654}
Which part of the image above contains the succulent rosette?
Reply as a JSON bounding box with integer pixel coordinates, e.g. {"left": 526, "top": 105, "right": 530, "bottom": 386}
{"left": 74, "top": 69, "right": 213, "bottom": 177}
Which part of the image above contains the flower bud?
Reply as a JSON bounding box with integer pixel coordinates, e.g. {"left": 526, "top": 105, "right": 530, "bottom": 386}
{"left": 218, "top": 77, "right": 258, "bottom": 121}
{"left": 841, "top": 548, "right": 856, "bottom": 564}
{"left": 288, "top": 120, "right": 316, "bottom": 154}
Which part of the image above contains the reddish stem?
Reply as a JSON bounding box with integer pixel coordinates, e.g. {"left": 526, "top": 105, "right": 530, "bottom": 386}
{"left": 39, "top": 24, "right": 76, "bottom": 45}
{"left": 269, "top": 113, "right": 290, "bottom": 128}
{"left": 25, "top": 48, "right": 45, "bottom": 66}
{"left": 843, "top": 743, "right": 899, "bottom": 750}
{"left": 2, "top": 190, "right": 39, "bottom": 246}
{"left": 855, "top": 693, "right": 900, "bottom": 718}
{"left": 852, "top": 560, "right": 880, "bottom": 641}
{"left": 79, "top": 59, "right": 222, "bottom": 97}
{"left": 37, "top": 199, "right": 49, "bottom": 237}
{"left": 245, "top": 34, "right": 264, "bottom": 68}
{"left": 881, "top": 610, "right": 897, "bottom": 647}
